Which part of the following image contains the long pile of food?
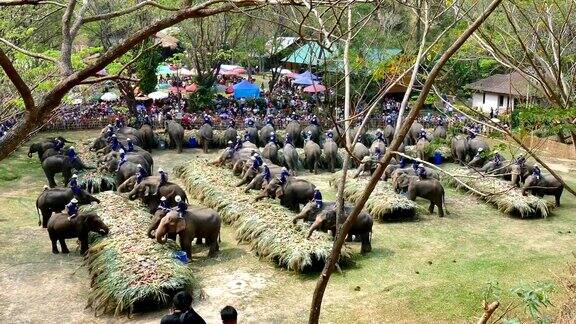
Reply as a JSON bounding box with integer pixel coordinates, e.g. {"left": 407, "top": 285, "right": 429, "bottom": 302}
{"left": 330, "top": 171, "right": 418, "bottom": 221}
{"left": 76, "top": 140, "right": 117, "bottom": 193}
{"left": 441, "top": 164, "right": 554, "bottom": 218}
{"left": 174, "top": 160, "right": 351, "bottom": 271}
{"left": 81, "top": 192, "right": 197, "bottom": 315}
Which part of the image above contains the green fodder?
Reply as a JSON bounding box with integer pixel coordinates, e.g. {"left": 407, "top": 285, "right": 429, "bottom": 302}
{"left": 329, "top": 171, "right": 418, "bottom": 221}
{"left": 81, "top": 192, "right": 197, "bottom": 315}
{"left": 173, "top": 160, "right": 351, "bottom": 271}
{"left": 441, "top": 164, "right": 554, "bottom": 218}
{"left": 184, "top": 129, "right": 288, "bottom": 148}
{"left": 76, "top": 140, "right": 117, "bottom": 192}
{"left": 405, "top": 144, "right": 452, "bottom": 160}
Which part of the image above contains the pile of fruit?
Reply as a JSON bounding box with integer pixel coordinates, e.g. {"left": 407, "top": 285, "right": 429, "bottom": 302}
{"left": 330, "top": 171, "right": 418, "bottom": 221}
{"left": 441, "top": 164, "right": 554, "bottom": 218}
{"left": 81, "top": 192, "right": 197, "bottom": 315}
{"left": 174, "top": 160, "right": 351, "bottom": 271}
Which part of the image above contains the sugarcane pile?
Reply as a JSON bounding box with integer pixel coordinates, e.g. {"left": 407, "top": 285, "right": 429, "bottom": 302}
{"left": 330, "top": 171, "right": 418, "bottom": 221}
{"left": 174, "top": 160, "right": 351, "bottom": 271}
{"left": 76, "top": 140, "right": 117, "bottom": 193}
{"left": 81, "top": 192, "right": 197, "bottom": 315}
{"left": 441, "top": 164, "right": 554, "bottom": 218}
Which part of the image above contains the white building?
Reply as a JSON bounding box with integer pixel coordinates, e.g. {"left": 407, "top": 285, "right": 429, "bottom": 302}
{"left": 466, "top": 72, "right": 539, "bottom": 114}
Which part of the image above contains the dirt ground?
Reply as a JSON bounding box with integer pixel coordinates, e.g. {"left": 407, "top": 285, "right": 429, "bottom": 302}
{"left": 1, "top": 130, "right": 576, "bottom": 323}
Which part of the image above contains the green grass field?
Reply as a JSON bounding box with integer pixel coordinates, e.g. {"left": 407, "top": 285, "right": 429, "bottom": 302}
{"left": 0, "top": 130, "right": 575, "bottom": 323}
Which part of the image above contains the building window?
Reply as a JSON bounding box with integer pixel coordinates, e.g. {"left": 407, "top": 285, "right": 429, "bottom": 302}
{"left": 498, "top": 95, "right": 504, "bottom": 106}
{"left": 482, "top": 93, "right": 486, "bottom": 104}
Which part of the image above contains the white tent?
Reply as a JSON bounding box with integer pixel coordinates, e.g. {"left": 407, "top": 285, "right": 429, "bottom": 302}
{"left": 100, "top": 92, "right": 119, "bottom": 101}
{"left": 148, "top": 91, "right": 169, "bottom": 100}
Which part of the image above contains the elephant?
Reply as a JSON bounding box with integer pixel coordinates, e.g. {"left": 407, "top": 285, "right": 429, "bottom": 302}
{"left": 258, "top": 124, "right": 275, "bottom": 147}
{"left": 510, "top": 163, "right": 535, "bottom": 187}
{"left": 383, "top": 124, "right": 395, "bottom": 146}
{"left": 243, "top": 164, "right": 284, "bottom": 192}
{"left": 117, "top": 175, "right": 159, "bottom": 193}
{"left": 451, "top": 135, "right": 468, "bottom": 165}
{"left": 36, "top": 187, "right": 100, "bottom": 228}
{"left": 382, "top": 163, "right": 401, "bottom": 181}
{"left": 262, "top": 142, "right": 279, "bottom": 164}
{"left": 467, "top": 137, "right": 489, "bottom": 162}
{"left": 245, "top": 126, "right": 259, "bottom": 144}
{"left": 285, "top": 120, "right": 302, "bottom": 146}
{"left": 323, "top": 138, "right": 339, "bottom": 173}
{"left": 433, "top": 125, "right": 447, "bottom": 139}
{"left": 28, "top": 142, "right": 59, "bottom": 162}
{"left": 128, "top": 179, "right": 187, "bottom": 213}
{"left": 467, "top": 151, "right": 488, "bottom": 168}
{"left": 354, "top": 156, "right": 378, "bottom": 178}
{"left": 156, "top": 210, "right": 221, "bottom": 257}
{"left": 140, "top": 124, "right": 155, "bottom": 151}
{"left": 303, "top": 124, "right": 321, "bottom": 144}
{"left": 370, "top": 139, "right": 386, "bottom": 156}
{"left": 352, "top": 142, "right": 370, "bottom": 167}
{"left": 42, "top": 155, "right": 92, "bottom": 188}
{"left": 90, "top": 134, "right": 142, "bottom": 154}
{"left": 212, "top": 146, "right": 254, "bottom": 167}
{"left": 236, "top": 158, "right": 273, "bottom": 188}
{"left": 100, "top": 150, "right": 153, "bottom": 171}
{"left": 350, "top": 126, "right": 367, "bottom": 145}
{"left": 393, "top": 173, "right": 447, "bottom": 217}
{"left": 304, "top": 139, "right": 322, "bottom": 174}
{"left": 416, "top": 138, "right": 430, "bottom": 161}
{"left": 282, "top": 143, "right": 299, "bottom": 174}
{"left": 148, "top": 206, "right": 220, "bottom": 243}
{"left": 199, "top": 123, "right": 214, "bottom": 153}
{"left": 255, "top": 177, "right": 316, "bottom": 212}
{"left": 408, "top": 122, "right": 424, "bottom": 145}
{"left": 116, "top": 126, "right": 145, "bottom": 144}
{"left": 522, "top": 175, "right": 563, "bottom": 207}
{"left": 223, "top": 127, "right": 238, "bottom": 146}
{"left": 165, "top": 120, "right": 184, "bottom": 153}
{"left": 389, "top": 165, "right": 439, "bottom": 183}
{"left": 293, "top": 201, "right": 373, "bottom": 254}
{"left": 47, "top": 212, "right": 109, "bottom": 254}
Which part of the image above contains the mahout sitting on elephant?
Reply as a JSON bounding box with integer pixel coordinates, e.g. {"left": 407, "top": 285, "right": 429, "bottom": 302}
{"left": 127, "top": 177, "right": 187, "bottom": 213}
{"left": 293, "top": 201, "right": 373, "bottom": 254}
{"left": 155, "top": 210, "right": 221, "bottom": 257}
{"left": 36, "top": 187, "right": 100, "bottom": 228}
{"left": 47, "top": 212, "right": 109, "bottom": 254}
{"left": 522, "top": 171, "right": 564, "bottom": 207}
{"left": 323, "top": 132, "right": 339, "bottom": 173}
{"left": 255, "top": 177, "right": 316, "bottom": 212}
{"left": 42, "top": 155, "right": 93, "bottom": 188}
{"left": 392, "top": 172, "right": 447, "bottom": 217}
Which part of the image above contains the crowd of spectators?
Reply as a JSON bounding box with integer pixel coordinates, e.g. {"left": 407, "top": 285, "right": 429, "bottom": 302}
{"left": 160, "top": 290, "right": 237, "bottom": 324}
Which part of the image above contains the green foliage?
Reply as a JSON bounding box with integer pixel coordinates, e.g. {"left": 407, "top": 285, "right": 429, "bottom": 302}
{"left": 482, "top": 281, "right": 502, "bottom": 302}
{"left": 135, "top": 42, "right": 163, "bottom": 94}
{"left": 186, "top": 86, "right": 215, "bottom": 112}
{"left": 512, "top": 282, "right": 554, "bottom": 323}
{"left": 516, "top": 104, "right": 576, "bottom": 135}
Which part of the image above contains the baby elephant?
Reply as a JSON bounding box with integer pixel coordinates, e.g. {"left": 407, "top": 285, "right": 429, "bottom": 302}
{"left": 293, "top": 201, "right": 373, "bottom": 254}
{"left": 47, "top": 212, "right": 109, "bottom": 254}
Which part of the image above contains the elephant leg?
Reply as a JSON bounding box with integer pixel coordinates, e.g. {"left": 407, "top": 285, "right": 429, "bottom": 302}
{"left": 208, "top": 233, "right": 219, "bottom": 257}
{"left": 79, "top": 238, "right": 89, "bottom": 254}
{"left": 314, "top": 161, "right": 319, "bottom": 174}
{"left": 42, "top": 210, "right": 52, "bottom": 228}
{"left": 555, "top": 191, "right": 562, "bottom": 207}
{"left": 360, "top": 233, "right": 372, "bottom": 254}
{"left": 45, "top": 170, "right": 57, "bottom": 188}
{"left": 428, "top": 201, "right": 435, "bottom": 214}
{"left": 437, "top": 201, "right": 445, "bottom": 217}
{"left": 179, "top": 234, "right": 192, "bottom": 257}
{"left": 60, "top": 239, "right": 70, "bottom": 254}
{"left": 48, "top": 230, "right": 59, "bottom": 254}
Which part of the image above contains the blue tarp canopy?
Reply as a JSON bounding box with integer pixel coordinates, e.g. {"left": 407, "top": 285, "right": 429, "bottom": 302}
{"left": 233, "top": 80, "right": 261, "bottom": 99}
{"left": 282, "top": 42, "right": 336, "bottom": 66}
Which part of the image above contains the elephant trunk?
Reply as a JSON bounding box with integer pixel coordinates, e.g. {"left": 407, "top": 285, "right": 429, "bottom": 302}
{"left": 156, "top": 233, "right": 168, "bottom": 244}
{"left": 27, "top": 152, "right": 32, "bottom": 158}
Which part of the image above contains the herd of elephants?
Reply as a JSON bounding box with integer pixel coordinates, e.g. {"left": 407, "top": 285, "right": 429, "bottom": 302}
{"left": 27, "top": 116, "right": 564, "bottom": 258}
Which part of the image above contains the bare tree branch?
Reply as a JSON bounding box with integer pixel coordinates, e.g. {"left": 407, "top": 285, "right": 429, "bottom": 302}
{"left": 0, "top": 0, "right": 64, "bottom": 6}
{"left": 0, "top": 47, "right": 35, "bottom": 110}
{"left": 0, "top": 37, "right": 58, "bottom": 63}
{"left": 81, "top": 0, "right": 180, "bottom": 23}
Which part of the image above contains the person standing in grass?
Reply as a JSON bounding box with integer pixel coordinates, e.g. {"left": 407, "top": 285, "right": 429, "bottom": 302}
{"left": 160, "top": 291, "right": 205, "bottom": 324}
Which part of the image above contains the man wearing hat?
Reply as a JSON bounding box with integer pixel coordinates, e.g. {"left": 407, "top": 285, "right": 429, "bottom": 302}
{"left": 116, "top": 149, "right": 127, "bottom": 172}
{"left": 66, "top": 146, "right": 78, "bottom": 163}
{"left": 175, "top": 195, "right": 187, "bottom": 219}
{"left": 136, "top": 164, "right": 147, "bottom": 184}
{"left": 126, "top": 138, "right": 134, "bottom": 152}
{"left": 158, "top": 196, "right": 170, "bottom": 212}
{"left": 109, "top": 134, "right": 124, "bottom": 151}
{"left": 417, "top": 163, "right": 427, "bottom": 181}
{"left": 375, "top": 129, "right": 384, "bottom": 142}
{"left": 68, "top": 174, "right": 81, "bottom": 196}
{"left": 310, "top": 115, "right": 320, "bottom": 126}
{"left": 532, "top": 164, "right": 542, "bottom": 180}
{"left": 313, "top": 189, "right": 323, "bottom": 208}
{"left": 52, "top": 137, "right": 65, "bottom": 152}
{"left": 279, "top": 167, "right": 290, "bottom": 185}
{"left": 493, "top": 150, "right": 503, "bottom": 166}
{"left": 66, "top": 198, "right": 79, "bottom": 221}
{"left": 261, "top": 163, "right": 272, "bottom": 184}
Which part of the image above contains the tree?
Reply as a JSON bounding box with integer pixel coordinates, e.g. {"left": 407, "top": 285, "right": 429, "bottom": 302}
{"left": 0, "top": 0, "right": 361, "bottom": 160}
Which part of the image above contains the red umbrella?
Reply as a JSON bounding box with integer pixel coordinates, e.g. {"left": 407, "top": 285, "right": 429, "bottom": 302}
{"left": 303, "top": 83, "right": 326, "bottom": 93}
{"left": 169, "top": 86, "right": 186, "bottom": 93}
{"left": 185, "top": 83, "right": 198, "bottom": 92}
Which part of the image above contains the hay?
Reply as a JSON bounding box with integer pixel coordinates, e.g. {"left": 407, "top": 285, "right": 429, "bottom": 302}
{"left": 76, "top": 140, "right": 116, "bottom": 193}
{"left": 330, "top": 171, "right": 418, "bottom": 221}
{"left": 174, "top": 160, "right": 351, "bottom": 271}
{"left": 441, "top": 164, "right": 554, "bottom": 218}
{"left": 81, "top": 192, "right": 197, "bottom": 315}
